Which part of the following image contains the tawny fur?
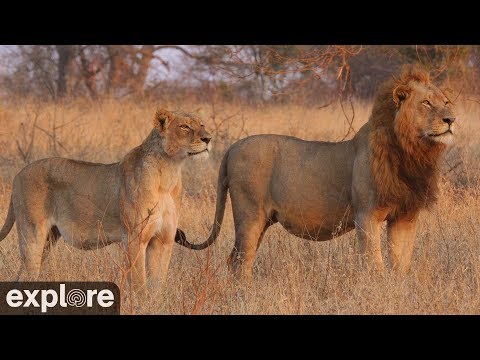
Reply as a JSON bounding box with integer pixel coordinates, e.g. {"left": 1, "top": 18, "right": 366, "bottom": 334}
{"left": 0, "top": 108, "right": 211, "bottom": 293}
{"left": 177, "top": 64, "right": 456, "bottom": 279}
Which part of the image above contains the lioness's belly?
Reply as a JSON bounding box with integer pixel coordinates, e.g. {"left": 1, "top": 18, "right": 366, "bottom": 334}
{"left": 53, "top": 197, "right": 124, "bottom": 249}
{"left": 55, "top": 195, "right": 177, "bottom": 250}
{"left": 57, "top": 219, "right": 124, "bottom": 250}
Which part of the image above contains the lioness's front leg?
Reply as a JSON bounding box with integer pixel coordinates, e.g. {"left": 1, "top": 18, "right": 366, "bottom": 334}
{"left": 126, "top": 228, "right": 149, "bottom": 294}
{"left": 387, "top": 212, "right": 418, "bottom": 273}
{"left": 354, "top": 210, "right": 387, "bottom": 272}
{"left": 146, "top": 214, "right": 177, "bottom": 290}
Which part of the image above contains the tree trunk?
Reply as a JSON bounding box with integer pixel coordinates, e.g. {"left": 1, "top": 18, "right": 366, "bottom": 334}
{"left": 134, "top": 45, "right": 155, "bottom": 94}
{"left": 79, "top": 48, "right": 101, "bottom": 99}
{"left": 106, "top": 45, "right": 156, "bottom": 96}
{"left": 56, "top": 45, "right": 75, "bottom": 98}
{"left": 106, "top": 45, "right": 125, "bottom": 96}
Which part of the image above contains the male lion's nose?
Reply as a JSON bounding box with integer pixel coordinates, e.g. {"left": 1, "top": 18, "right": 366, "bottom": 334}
{"left": 201, "top": 136, "right": 211, "bottom": 144}
{"left": 443, "top": 117, "right": 455, "bottom": 125}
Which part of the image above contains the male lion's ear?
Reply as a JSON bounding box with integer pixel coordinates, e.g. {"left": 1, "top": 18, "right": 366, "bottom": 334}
{"left": 154, "top": 108, "right": 175, "bottom": 133}
{"left": 441, "top": 87, "right": 455, "bottom": 102}
{"left": 393, "top": 84, "right": 411, "bottom": 107}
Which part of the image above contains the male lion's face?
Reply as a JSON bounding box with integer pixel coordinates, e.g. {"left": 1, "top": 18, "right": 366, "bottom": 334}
{"left": 394, "top": 81, "right": 456, "bottom": 146}
{"left": 154, "top": 109, "right": 212, "bottom": 158}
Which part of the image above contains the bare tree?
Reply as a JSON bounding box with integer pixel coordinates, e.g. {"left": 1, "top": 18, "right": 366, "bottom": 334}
{"left": 1, "top": 45, "right": 478, "bottom": 103}
{"left": 0, "top": 45, "right": 195, "bottom": 99}
{"left": 55, "top": 45, "right": 76, "bottom": 98}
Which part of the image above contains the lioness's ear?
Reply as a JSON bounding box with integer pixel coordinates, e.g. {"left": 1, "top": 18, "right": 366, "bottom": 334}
{"left": 393, "top": 84, "right": 411, "bottom": 107}
{"left": 194, "top": 107, "right": 204, "bottom": 118}
{"left": 154, "top": 109, "right": 175, "bottom": 133}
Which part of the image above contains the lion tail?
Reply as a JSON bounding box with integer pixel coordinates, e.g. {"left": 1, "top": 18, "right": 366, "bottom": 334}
{"left": 0, "top": 197, "right": 15, "bottom": 242}
{"left": 175, "top": 149, "right": 230, "bottom": 250}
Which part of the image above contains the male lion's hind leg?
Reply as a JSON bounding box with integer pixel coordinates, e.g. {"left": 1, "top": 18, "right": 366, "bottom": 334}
{"left": 228, "top": 213, "right": 269, "bottom": 282}
{"left": 256, "top": 217, "right": 276, "bottom": 251}
{"left": 16, "top": 219, "right": 50, "bottom": 281}
{"left": 387, "top": 213, "right": 418, "bottom": 273}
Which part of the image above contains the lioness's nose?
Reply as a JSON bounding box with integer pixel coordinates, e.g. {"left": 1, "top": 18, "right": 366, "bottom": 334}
{"left": 443, "top": 117, "right": 455, "bottom": 125}
{"left": 201, "top": 136, "right": 211, "bottom": 144}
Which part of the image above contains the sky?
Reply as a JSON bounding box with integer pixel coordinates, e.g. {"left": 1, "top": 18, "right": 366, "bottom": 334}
{"left": 148, "top": 47, "right": 189, "bottom": 82}
{"left": 0, "top": 45, "right": 188, "bottom": 81}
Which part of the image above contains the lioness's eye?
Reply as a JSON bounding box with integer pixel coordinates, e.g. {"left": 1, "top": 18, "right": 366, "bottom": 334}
{"left": 180, "top": 125, "right": 190, "bottom": 131}
{"left": 422, "top": 100, "right": 432, "bottom": 108}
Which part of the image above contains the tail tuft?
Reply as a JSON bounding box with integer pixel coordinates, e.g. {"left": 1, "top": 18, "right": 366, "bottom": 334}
{"left": 174, "top": 229, "right": 189, "bottom": 247}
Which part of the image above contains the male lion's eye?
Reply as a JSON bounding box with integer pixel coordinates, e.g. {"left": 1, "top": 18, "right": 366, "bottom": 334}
{"left": 180, "top": 125, "right": 190, "bottom": 131}
{"left": 422, "top": 100, "right": 432, "bottom": 108}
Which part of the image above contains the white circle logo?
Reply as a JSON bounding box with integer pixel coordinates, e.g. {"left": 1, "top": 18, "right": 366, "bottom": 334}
{"left": 66, "top": 289, "right": 86, "bottom": 307}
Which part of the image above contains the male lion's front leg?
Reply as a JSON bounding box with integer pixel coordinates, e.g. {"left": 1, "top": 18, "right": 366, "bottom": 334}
{"left": 354, "top": 211, "right": 387, "bottom": 272}
{"left": 387, "top": 212, "right": 418, "bottom": 273}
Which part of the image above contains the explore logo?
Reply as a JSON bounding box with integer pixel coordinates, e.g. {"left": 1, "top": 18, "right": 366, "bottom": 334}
{"left": 0, "top": 282, "right": 120, "bottom": 315}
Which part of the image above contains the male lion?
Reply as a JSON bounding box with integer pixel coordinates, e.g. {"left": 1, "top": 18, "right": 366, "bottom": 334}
{"left": 176, "top": 65, "right": 456, "bottom": 279}
{"left": 0, "top": 108, "right": 211, "bottom": 291}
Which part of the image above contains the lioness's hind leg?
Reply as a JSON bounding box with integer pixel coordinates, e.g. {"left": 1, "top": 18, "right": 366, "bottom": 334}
{"left": 42, "top": 226, "right": 61, "bottom": 264}
{"left": 16, "top": 219, "right": 49, "bottom": 281}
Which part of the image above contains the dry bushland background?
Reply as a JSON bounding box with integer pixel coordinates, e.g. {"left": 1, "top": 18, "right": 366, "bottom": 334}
{"left": 0, "top": 96, "right": 479, "bottom": 314}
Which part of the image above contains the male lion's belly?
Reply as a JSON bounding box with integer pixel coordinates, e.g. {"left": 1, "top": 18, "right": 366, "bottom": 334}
{"left": 276, "top": 205, "right": 355, "bottom": 241}
{"left": 280, "top": 221, "right": 356, "bottom": 241}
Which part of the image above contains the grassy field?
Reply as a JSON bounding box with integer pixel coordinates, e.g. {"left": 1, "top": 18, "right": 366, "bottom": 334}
{"left": 0, "top": 97, "right": 480, "bottom": 314}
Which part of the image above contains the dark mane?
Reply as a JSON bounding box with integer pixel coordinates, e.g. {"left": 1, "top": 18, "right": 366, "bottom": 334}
{"left": 368, "top": 64, "right": 444, "bottom": 218}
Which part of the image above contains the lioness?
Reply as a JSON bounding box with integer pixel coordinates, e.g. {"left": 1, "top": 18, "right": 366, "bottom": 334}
{"left": 177, "top": 65, "right": 456, "bottom": 279}
{"left": 0, "top": 108, "right": 211, "bottom": 291}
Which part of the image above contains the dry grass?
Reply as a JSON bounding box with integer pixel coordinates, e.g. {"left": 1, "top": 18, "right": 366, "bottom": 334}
{"left": 0, "top": 96, "right": 480, "bottom": 314}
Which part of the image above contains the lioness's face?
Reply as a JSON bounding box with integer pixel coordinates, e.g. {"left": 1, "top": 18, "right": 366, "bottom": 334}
{"left": 396, "top": 82, "right": 456, "bottom": 146}
{"left": 154, "top": 109, "right": 212, "bottom": 158}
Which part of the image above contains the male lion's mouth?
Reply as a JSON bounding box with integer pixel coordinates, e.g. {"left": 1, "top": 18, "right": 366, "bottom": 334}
{"left": 188, "top": 149, "right": 209, "bottom": 156}
{"left": 429, "top": 129, "right": 453, "bottom": 137}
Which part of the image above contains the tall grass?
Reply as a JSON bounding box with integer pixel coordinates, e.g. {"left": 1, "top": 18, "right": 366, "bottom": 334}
{"left": 0, "top": 97, "right": 479, "bottom": 314}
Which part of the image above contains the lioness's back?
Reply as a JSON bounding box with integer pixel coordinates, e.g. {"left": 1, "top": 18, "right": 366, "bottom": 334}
{"left": 12, "top": 157, "right": 122, "bottom": 219}
{"left": 14, "top": 157, "right": 120, "bottom": 187}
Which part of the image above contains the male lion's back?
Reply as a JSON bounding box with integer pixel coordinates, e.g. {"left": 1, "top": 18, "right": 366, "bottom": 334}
{"left": 225, "top": 134, "right": 355, "bottom": 214}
